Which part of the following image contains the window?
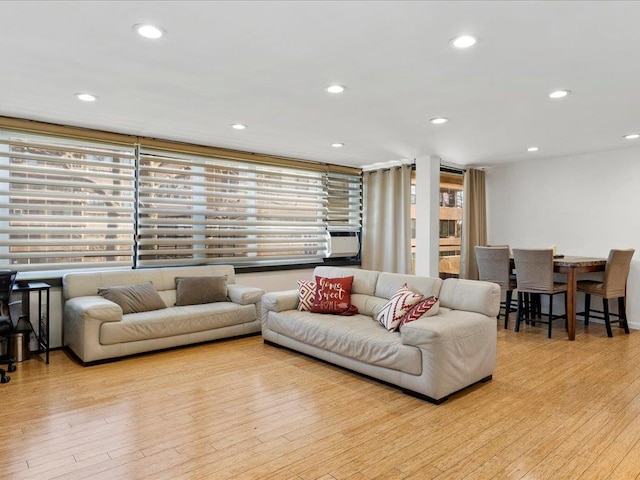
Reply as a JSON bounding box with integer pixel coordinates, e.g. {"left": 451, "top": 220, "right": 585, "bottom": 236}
{"left": 137, "top": 149, "right": 330, "bottom": 267}
{"left": 0, "top": 121, "right": 362, "bottom": 273}
{"left": 0, "top": 131, "right": 136, "bottom": 272}
{"left": 439, "top": 171, "right": 463, "bottom": 278}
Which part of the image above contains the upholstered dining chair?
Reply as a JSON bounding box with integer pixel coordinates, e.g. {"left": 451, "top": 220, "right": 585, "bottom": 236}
{"left": 577, "top": 249, "right": 634, "bottom": 337}
{"left": 512, "top": 249, "right": 567, "bottom": 338}
{"left": 0, "top": 270, "right": 17, "bottom": 383}
{"left": 475, "top": 246, "right": 517, "bottom": 329}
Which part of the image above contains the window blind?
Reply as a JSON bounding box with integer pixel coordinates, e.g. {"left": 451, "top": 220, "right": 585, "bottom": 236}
{"left": 326, "top": 170, "right": 362, "bottom": 232}
{"left": 0, "top": 132, "right": 136, "bottom": 272}
{"left": 137, "top": 149, "right": 328, "bottom": 267}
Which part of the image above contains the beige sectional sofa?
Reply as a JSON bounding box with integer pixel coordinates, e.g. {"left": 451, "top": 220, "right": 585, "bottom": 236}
{"left": 261, "top": 266, "right": 500, "bottom": 403}
{"left": 63, "top": 265, "right": 264, "bottom": 364}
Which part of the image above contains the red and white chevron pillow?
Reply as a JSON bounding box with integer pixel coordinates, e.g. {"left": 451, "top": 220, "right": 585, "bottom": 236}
{"left": 399, "top": 295, "right": 439, "bottom": 329}
{"left": 376, "top": 284, "right": 424, "bottom": 332}
{"left": 297, "top": 280, "right": 316, "bottom": 311}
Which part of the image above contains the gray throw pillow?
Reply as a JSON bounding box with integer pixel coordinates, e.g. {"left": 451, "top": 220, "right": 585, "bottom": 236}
{"left": 175, "top": 275, "right": 228, "bottom": 306}
{"left": 98, "top": 282, "right": 166, "bottom": 314}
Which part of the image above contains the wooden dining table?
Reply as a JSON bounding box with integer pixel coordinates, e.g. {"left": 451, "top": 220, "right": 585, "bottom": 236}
{"left": 509, "top": 255, "right": 607, "bottom": 340}
{"left": 553, "top": 256, "right": 606, "bottom": 340}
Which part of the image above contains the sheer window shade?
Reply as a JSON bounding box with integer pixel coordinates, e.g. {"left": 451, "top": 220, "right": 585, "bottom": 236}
{"left": 137, "top": 149, "right": 328, "bottom": 267}
{"left": 325, "top": 170, "right": 362, "bottom": 233}
{"left": 0, "top": 132, "right": 136, "bottom": 272}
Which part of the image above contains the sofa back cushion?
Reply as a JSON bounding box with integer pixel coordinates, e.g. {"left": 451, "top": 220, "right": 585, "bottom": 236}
{"left": 374, "top": 272, "right": 442, "bottom": 300}
{"left": 312, "top": 266, "right": 378, "bottom": 295}
{"left": 63, "top": 265, "right": 236, "bottom": 300}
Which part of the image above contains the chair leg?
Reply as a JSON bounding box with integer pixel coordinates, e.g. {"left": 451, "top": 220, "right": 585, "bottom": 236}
{"left": 504, "top": 290, "right": 513, "bottom": 329}
{"left": 515, "top": 292, "right": 523, "bottom": 332}
{"left": 603, "top": 298, "right": 613, "bottom": 338}
{"left": 548, "top": 294, "right": 554, "bottom": 339}
{"left": 619, "top": 297, "right": 630, "bottom": 334}
{"left": 584, "top": 294, "right": 591, "bottom": 325}
{"left": 0, "top": 368, "right": 8, "bottom": 384}
{"left": 564, "top": 291, "right": 568, "bottom": 331}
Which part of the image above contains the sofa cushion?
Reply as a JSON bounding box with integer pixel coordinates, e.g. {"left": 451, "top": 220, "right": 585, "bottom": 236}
{"left": 175, "top": 276, "right": 228, "bottom": 306}
{"left": 100, "top": 302, "right": 257, "bottom": 345}
{"left": 376, "top": 284, "right": 424, "bottom": 332}
{"left": 97, "top": 282, "right": 167, "bottom": 314}
{"left": 311, "top": 276, "right": 354, "bottom": 314}
{"left": 267, "top": 310, "right": 422, "bottom": 375}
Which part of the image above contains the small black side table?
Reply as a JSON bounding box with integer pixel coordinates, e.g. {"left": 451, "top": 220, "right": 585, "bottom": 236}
{"left": 13, "top": 282, "right": 51, "bottom": 364}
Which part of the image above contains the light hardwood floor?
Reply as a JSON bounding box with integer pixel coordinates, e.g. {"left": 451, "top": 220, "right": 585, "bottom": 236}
{"left": 2, "top": 321, "right": 640, "bottom": 480}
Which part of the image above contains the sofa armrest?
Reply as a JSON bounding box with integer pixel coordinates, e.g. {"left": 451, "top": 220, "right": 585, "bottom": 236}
{"left": 261, "top": 290, "right": 299, "bottom": 313}
{"left": 438, "top": 278, "right": 501, "bottom": 317}
{"left": 63, "top": 296, "right": 123, "bottom": 362}
{"left": 400, "top": 311, "right": 495, "bottom": 349}
{"left": 227, "top": 284, "right": 264, "bottom": 305}
{"left": 65, "top": 296, "right": 123, "bottom": 323}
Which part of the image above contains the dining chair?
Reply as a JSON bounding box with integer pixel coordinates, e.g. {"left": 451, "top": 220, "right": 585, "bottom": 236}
{"left": 577, "top": 248, "right": 634, "bottom": 337}
{"left": 512, "top": 248, "right": 567, "bottom": 338}
{"left": 0, "top": 270, "right": 18, "bottom": 383}
{"left": 475, "top": 246, "right": 517, "bottom": 329}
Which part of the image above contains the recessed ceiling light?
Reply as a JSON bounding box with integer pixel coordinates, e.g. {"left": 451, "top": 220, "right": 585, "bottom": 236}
{"left": 325, "top": 85, "right": 346, "bottom": 94}
{"left": 231, "top": 124, "right": 247, "bottom": 130}
{"left": 549, "top": 90, "right": 571, "bottom": 99}
{"left": 331, "top": 143, "right": 344, "bottom": 148}
{"left": 450, "top": 34, "right": 479, "bottom": 49}
{"left": 527, "top": 146, "right": 539, "bottom": 152}
{"left": 430, "top": 117, "right": 449, "bottom": 125}
{"left": 623, "top": 133, "right": 640, "bottom": 140}
{"left": 75, "top": 93, "right": 98, "bottom": 102}
{"left": 133, "top": 24, "right": 165, "bottom": 39}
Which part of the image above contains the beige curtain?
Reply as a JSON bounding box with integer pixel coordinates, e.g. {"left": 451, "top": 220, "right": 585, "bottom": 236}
{"left": 460, "top": 168, "right": 487, "bottom": 280}
{"left": 362, "top": 164, "right": 412, "bottom": 273}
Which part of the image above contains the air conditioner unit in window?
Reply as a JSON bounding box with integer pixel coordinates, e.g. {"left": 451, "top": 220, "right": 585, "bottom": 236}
{"left": 327, "top": 232, "right": 360, "bottom": 258}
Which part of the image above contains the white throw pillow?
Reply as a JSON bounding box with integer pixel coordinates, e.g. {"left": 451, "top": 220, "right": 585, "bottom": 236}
{"left": 376, "top": 284, "right": 423, "bottom": 332}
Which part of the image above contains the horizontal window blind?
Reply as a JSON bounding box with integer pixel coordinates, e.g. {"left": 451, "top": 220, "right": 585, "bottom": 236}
{"left": 326, "top": 170, "right": 362, "bottom": 232}
{"left": 137, "top": 149, "right": 328, "bottom": 267}
{"left": 0, "top": 132, "right": 136, "bottom": 272}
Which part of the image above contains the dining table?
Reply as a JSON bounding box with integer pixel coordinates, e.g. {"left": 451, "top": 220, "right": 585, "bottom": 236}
{"left": 509, "top": 255, "right": 607, "bottom": 340}
{"left": 553, "top": 256, "right": 606, "bottom": 340}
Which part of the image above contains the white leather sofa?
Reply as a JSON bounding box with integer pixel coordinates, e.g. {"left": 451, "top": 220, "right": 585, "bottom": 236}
{"left": 261, "top": 266, "right": 500, "bottom": 403}
{"left": 64, "top": 265, "right": 264, "bottom": 364}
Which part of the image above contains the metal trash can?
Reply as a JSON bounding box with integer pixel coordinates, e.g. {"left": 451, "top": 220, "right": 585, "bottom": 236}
{"left": 8, "top": 332, "right": 30, "bottom": 362}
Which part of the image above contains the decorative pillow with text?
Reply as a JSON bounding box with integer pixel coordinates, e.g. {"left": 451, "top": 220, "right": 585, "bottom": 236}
{"left": 310, "top": 276, "right": 354, "bottom": 314}
{"left": 376, "top": 284, "right": 424, "bottom": 332}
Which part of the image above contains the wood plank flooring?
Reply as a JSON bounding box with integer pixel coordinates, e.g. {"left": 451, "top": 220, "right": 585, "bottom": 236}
{"left": 2, "top": 321, "right": 640, "bottom": 479}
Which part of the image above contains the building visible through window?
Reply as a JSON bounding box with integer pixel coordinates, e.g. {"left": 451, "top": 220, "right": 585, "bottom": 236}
{"left": 410, "top": 169, "right": 463, "bottom": 277}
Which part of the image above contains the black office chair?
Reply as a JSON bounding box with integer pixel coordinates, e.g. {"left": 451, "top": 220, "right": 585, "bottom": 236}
{"left": 0, "top": 270, "right": 18, "bottom": 383}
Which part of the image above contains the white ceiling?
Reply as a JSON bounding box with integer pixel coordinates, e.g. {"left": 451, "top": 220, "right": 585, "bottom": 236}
{"left": 2, "top": 1, "right": 640, "bottom": 169}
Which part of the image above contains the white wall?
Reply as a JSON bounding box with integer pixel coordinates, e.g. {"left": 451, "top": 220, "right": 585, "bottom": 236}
{"left": 485, "top": 146, "right": 640, "bottom": 328}
{"left": 414, "top": 155, "right": 441, "bottom": 277}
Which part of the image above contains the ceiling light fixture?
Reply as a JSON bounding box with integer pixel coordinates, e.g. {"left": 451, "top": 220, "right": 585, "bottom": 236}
{"left": 549, "top": 90, "right": 571, "bottom": 99}
{"left": 325, "top": 85, "right": 346, "bottom": 94}
{"left": 527, "top": 146, "right": 539, "bottom": 152}
{"left": 430, "top": 117, "right": 449, "bottom": 125}
{"left": 133, "top": 24, "right": 165, "bottom": 39}
{"left": 623, "top": 133, "right": 640, "bottom": 140}
{"left": 331, "top": 143, "right": 344, "bottom": 148}
{"left": 231, "top": 124, "right": 247, "bottom": 130}
{"left": 450, "top": 34, "right": 479, "bottom": 49}
{"left": 75, "top": 93, "right": 98, "bottom": 102}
